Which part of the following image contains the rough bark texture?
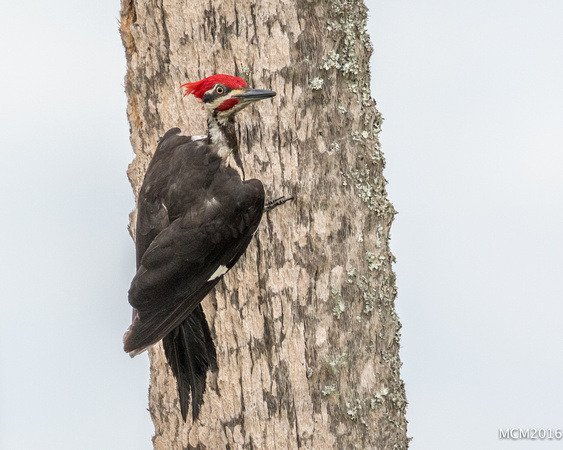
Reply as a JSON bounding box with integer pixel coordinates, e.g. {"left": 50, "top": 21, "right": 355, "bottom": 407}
{"left": 120, "top": 0, "right": 408, "bottom": 448}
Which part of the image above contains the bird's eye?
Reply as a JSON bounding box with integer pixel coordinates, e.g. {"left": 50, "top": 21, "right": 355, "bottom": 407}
{"left": 216, "top": 86, "right": 224, "bottom": 95}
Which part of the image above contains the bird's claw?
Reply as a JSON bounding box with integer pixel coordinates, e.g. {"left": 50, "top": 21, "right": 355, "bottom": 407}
{"left": 265, "top": 196, "right": 294, "bottom": 212}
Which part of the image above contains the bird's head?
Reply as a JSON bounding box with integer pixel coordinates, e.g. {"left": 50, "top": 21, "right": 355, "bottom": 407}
{"left": 181, "top": 74, "right": 276, "bottom": 122}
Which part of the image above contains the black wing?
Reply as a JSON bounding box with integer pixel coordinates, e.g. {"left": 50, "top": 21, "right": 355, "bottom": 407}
{"left": 134, "top": 127, "right": 199, "bottom": 268}
{"left": 124, "top": 157, "right": 264, "bottom": 354}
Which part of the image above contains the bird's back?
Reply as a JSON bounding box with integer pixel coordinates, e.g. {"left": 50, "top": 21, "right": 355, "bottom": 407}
{"left": 135, "top": 129, "right": 222, "bottom": 264}
{"left": 126, "top": 127, "right": 265, "bottom": 354}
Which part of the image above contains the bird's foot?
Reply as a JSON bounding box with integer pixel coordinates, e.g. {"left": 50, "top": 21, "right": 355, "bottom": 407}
{"left": 265, "top": 196, "right": 294, "bottom": 212}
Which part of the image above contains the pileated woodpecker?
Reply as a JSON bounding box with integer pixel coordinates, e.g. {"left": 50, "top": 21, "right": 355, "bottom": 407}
{"left": 124, "top": 74, "right": 290, "bottom": 420}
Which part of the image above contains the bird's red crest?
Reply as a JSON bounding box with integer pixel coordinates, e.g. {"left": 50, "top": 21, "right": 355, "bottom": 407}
{"left": 181, "top": 74, "right": 248, "bottom": 100}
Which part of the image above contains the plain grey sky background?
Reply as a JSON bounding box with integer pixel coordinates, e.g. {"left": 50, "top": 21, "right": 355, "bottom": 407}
{"left": 1, "top": 0, "right": 562, "bottom": 449}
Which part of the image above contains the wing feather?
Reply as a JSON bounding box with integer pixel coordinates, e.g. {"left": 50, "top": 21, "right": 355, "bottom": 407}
{"left": 124, "top": 176, "right": 264, "bottom": 354}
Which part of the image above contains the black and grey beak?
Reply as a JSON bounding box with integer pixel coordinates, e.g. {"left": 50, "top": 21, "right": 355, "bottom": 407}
{"left": 233, "top": 88, "right": 276, "bottom": 102}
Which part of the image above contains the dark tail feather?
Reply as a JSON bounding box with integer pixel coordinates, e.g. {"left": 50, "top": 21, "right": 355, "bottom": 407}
{"left": 162, "top": 304, "right": 218, "bottom": 421}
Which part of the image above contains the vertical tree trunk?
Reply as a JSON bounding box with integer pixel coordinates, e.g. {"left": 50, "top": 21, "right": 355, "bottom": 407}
{"left": 120, "top": 0, "right": 408, "bottom": 448}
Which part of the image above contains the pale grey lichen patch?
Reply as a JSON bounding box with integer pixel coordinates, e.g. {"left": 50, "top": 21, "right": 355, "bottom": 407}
{"left": 370, "top": 387, "right": 389, "bottom": 410}
{"left": 322, "top": 0, "right": 371, "bottom": 80}
{"left": 365, "top": 251, "right": 376, "bottom": 271}
{"left": 328, "top": 142, "right": 341, "bottom": 154}
{"left": 394, "top": 440, "right": 411, "bottom": 450}
{"left": 395, "top": 330, "right": 402, "bottom": 344}
{"left": 309, "top": 77, "right": 324, "bottom": 90}
{"left": 343, "top": 260, "right": 397, "bottom": 319}
{"left": 331, "top": 286, "right": 345, "bottom": 319}
{"left": 363, "top": 288, "right": 377, "bottom": 314}
{"left": 327, "top": 352, "right": 348, "bottom": 374}
{"left": 372, "top": 108, "right": 384, "bottom": 133}
{"left": 321, "top": 0, "right": 377, "bottom": 112}
{"left": 383, "top": 352, "right": 403, "bottom": 381}
{"left": 344, "top": 398, "right": 370, "bottom": 429}
{"left": 346, "top": 267, "right": 357, "bottom": 283}
{"left": 346, "top": 400, "right": 361, "bottom": 421}
{"left": 366, "top": 251, "right": 386, "bottom": 272}
{"left": 380, "top": 272, "right": 399, "bottom": 311}
{"left": 343, "top": 163, "right": 396, "bottom": 216}
{"left": 321, "top": 50, "right": 345, "bottom": 72}
{"left": 322, "top": 384, "right": 337, "bottom": 396}
{"left": 376, "top": 224, "right": 384, "bottom": 248}
{"left": 352, "top": 130, "right": 370, "bottom": 142}
{"left": 308, "top": 1, "right": 406, "bottom": 442}
{"left": 348, "top": 130, "right": 385, "bottom": 163}
{"left": 306, "top": 366, "right": 314, "bottom": 379}
{"left": 389, "top": 384, "right": 407, "bottom": 413}
{"left": 237, "top": 59, "right": 252, "bottom": 80}
{"left": 325, "top": 266, "right": 406, "bottom": 440}
{"left": 344, "top": 266, "right": 379, "bottom": 314}
{"left": 332, "top": 301, "right": 345, "bottom": 319}
{"left": 343, "top": 397, "right": 380, "bottom": 429}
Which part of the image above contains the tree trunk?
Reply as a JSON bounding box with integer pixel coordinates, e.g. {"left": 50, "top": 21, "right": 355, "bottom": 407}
{"left": 120, "top": 0, "right": 408, "bottom": 448}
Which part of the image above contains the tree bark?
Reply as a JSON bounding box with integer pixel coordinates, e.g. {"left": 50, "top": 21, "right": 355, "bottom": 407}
{"left": 120, "top": 0, "right": 408, "bottom": 448}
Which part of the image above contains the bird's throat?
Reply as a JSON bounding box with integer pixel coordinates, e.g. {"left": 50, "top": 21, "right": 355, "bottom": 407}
{"left": 207, "top": 116, "right": 245, "bottom": 179}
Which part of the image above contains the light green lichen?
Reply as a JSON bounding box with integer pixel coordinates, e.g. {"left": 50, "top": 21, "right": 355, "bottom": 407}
{"left": 321, "top": 50, "right": 343, "bottom": 71}
{"left": 389, "top": 385, "right": 407, "bottom": 412}
{"left": 365, "top": 251, "right": 376, "bottom": 271}
{"left": 351, "top": 131, "right": 363, "bottom": 142}
{"left": 343, "top": 163, "right": 396, "bottom": 216}
{"left": 332, "top": 301, "right": 344, "bottom": 319}
{"left": 321, "top": 0, "right": 376, "bottom": 110}
{"left": 344, "top": 266, "right": 384, "bottom": 314}
{"left": 346, "top": 267, "right": 357, "bottom": 283}
{"left": 320, "top": 0, "right": 397, "bottom": 228}
{"left": 382, "top": 352, "right": 403, "bottom": 378}
{"left": 322, "top": 384, "right": 338, "bottom": 396}
{"left": 370, "top": 387, "right": 389, "bottom": 410}
{"left": 346, "top": 401, "right": 361, "bottom": 421}
{"left": 393, "top": 442, "right": 411, "bottom": 450}
{"left": 379, "top": 272, "right": 399, "bottom": 311}
{"left": 322, "top": 0, "right": 371, "bottom": 78}
{"left": 331, "top": 286, "right": 345, "bottom": 319}
{"left": 376, "top": 224, "right": 384, "bottom": 248}
{"left": 366, "top": 251, "right": 386, "bottom": 271}
{"left": 394, "top": 328, "right": 402, "bottom": 343}
{"left": 238, "top": 60, "right": 252, "bottom": 80}
{"left": 363, "top": 287, "right": 377, "bottom": 314}
{"left": 327, "top": 352, "right": 348, "bottom": 374}
{"left": 316, "top": 4, "right": 406, "bottom": 432}
{"left": 309, "top": 77, "right": 324, "bottom": 90}
{"left": 328, "top": 142, "right": 341, "bottom": 154}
